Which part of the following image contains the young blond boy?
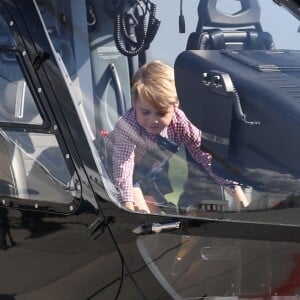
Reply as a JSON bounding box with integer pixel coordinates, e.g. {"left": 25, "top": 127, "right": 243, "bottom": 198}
{"left": 105, "top": 60, "right": 248, "bottom": 212}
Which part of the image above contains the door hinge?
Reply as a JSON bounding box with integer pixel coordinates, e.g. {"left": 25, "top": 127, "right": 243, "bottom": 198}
{"left": 88, "top": 216, "right": 115, "bottom": 240}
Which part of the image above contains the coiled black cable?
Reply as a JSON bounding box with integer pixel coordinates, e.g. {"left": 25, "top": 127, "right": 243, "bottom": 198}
{"left": 233, "top": 86, "right": 260, "bottom": 125}
{"left": 106, "top": 0, "right": 160, "bottom": 57}
{"left": 114, "top": 10, "right": 145, "bottom": 56}
{"left": 144, "top": 2, "right": 161, "bottom": 50}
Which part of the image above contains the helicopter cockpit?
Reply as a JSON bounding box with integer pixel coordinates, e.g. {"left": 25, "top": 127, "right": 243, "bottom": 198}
{"left": 0, "top": 0, "right": 300, "bottom": 223}
{"left": 1, "top": 0, "right": 300, "bottom": 299}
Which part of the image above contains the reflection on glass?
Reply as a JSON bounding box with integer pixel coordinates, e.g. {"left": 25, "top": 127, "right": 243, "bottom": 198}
{"left": 0, "top": 14, "right": 42, "bottom": 125}
{"left": 138, "top": 233, "right": 300, "bottom": 299}
{"left": 0, "top": 130, "right": 78, "bottom": 204}
{"left": 97, "top": 98, "right": 300, "bottom": 225}
{"left": 0, "top": 51, "right": 43, "bottom": 125}
{"left": 0, "top": 208, "right": 16, "bottom": 250}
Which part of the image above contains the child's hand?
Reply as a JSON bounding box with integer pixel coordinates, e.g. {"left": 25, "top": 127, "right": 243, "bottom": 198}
{"left": 225, "top": 185, "right": 249, "bottom": 211}
{"left": 123, "top": 202, "right": 135, "bottom": 211}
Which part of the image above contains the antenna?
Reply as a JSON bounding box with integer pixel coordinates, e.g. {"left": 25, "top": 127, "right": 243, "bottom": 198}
{"left": 179, "top": 0, "right": 185, "bottom": 33}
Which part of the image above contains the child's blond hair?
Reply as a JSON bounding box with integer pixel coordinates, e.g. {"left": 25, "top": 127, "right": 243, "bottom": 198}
{"left": 131, "top": 60, "right": 179, "bottom": 113}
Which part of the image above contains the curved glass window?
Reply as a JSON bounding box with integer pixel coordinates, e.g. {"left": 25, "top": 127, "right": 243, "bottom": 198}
{"left": 0, "top": 129, "right": 80, "bottom": 212}
{"left": 30, "top": 0, "right": 300, "bottom": 224}
{"left": 138, "top": 233, "right": 300, "bottom": 298}
{"left": 0, "top": 12, "right": 80, "bottom": 213}
{"left": 0, "top": 23, "right": 42, "bottom": 125}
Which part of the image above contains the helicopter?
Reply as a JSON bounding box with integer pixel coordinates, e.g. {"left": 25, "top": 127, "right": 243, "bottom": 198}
{"left": 1, "top": 0, "right": 300, "bottom": 299}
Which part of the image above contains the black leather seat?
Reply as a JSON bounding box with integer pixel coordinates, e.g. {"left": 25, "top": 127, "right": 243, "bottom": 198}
{"left": 187, "top": 28, "right": 275, "bottom": 51}
{"left": 179, "top": 0, "right": 275, "bottom": 212}
{"left": 186, "top": 0, "right": 274, "bottom": 51}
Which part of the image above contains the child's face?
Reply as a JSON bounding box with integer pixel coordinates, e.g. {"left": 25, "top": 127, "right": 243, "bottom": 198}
{"left": 133, "top": 96, "right": 175, "bottom": 135}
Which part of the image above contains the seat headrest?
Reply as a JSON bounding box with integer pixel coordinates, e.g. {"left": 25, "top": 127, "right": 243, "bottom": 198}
{"left": 187, "top": 29, "right": 275, "bottom": 51}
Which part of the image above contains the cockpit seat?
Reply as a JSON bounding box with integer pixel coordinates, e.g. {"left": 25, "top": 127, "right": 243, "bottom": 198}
{"left": 186, "top": 0, "right": 275, "bottom": 51}
{"left": 179, "top": 0, "right": 275, "bottom": 213}
{"left": 186, "top": 29, "right": 275, "bottom": 51}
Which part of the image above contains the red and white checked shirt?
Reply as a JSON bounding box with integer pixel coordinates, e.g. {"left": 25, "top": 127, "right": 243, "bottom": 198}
{"left": 106, "top": 107, "right": 235, "bottom": 204}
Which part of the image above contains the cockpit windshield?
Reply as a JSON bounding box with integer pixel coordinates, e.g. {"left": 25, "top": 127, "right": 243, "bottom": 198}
{"left": 86, "top": 0, "right": 300, "bottom": 226}
{"left": 91, "top": 0, "right": 300, "bottom": 226}
{"left": 1, "top": 0, "right": 300, "bottom": 223}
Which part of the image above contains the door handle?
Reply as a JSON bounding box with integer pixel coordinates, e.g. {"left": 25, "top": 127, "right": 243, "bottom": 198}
{"left": 133, "top": 221, "right": 180, "bottom": 234}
